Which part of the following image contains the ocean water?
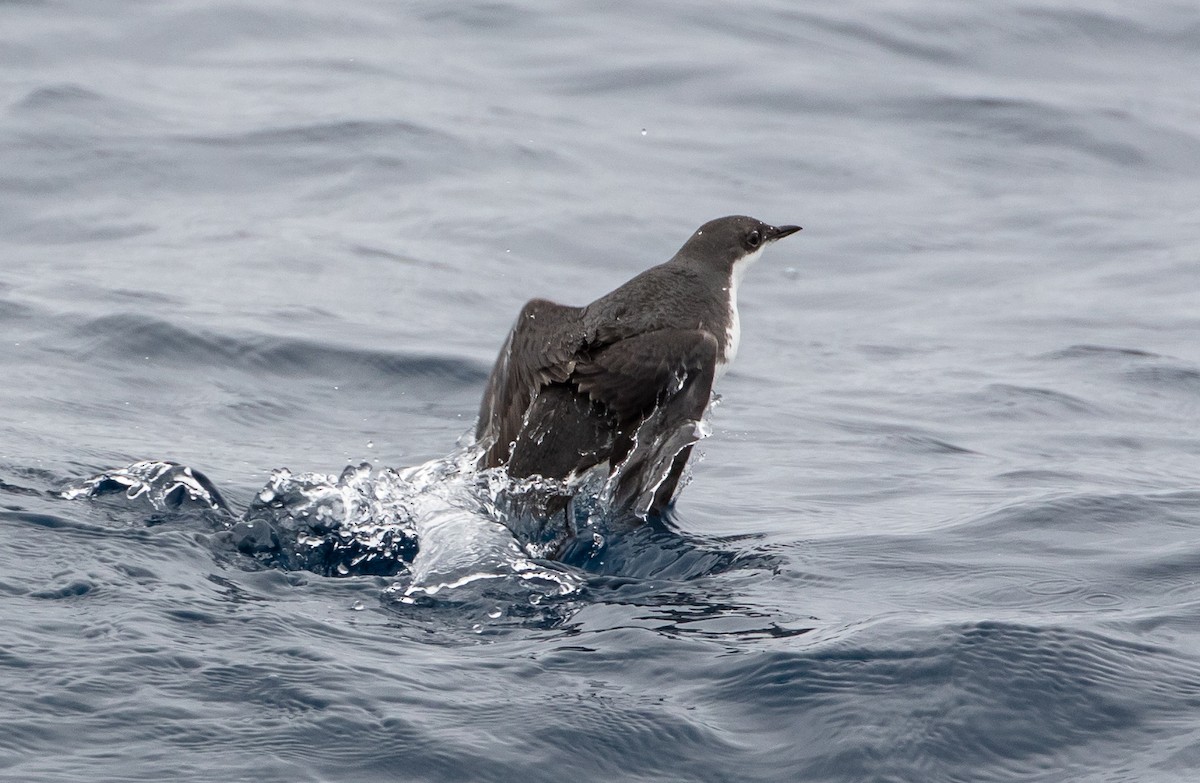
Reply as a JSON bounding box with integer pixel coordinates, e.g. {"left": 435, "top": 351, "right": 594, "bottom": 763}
{"left": 3, "top": 1, "right": 1200, "bottom": 780}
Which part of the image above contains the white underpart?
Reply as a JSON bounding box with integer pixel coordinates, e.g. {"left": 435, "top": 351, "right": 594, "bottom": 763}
{"left": 717, "top": 244, "right": 764, "bottom": 379}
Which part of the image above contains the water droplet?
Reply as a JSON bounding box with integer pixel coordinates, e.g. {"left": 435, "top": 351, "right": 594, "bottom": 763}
{"left": 472, "top": 623, "right": 483, "bottom": 634}
{"left": 487, "top": 608, "right": 502, "bottom": 619}
{"left": 366, "top": 440, "right": 374, "bottom": 449}
{"left": 529, "top": 594, "right": 542, "bottom": 606}
{"left": 336, "top": 563, "right": 349, "bottom": 575}
{"left": 351, "top": 600, "right": 365, "bottom": 611}
{"left": 640, "top": 128, "right": 647, "bottom": 136}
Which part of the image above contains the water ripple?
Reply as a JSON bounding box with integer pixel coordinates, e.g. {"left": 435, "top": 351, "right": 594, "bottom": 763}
{"left": 700, "top": 620, "right": 1200, "bottom": 780}
{"left": 61, "top": 312, "right": 489, "bottom": 385}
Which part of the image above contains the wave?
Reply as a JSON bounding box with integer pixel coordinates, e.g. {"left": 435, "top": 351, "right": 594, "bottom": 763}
{"left": 59, "top": 312, "right": 489, "bottom": 386}
{"left": 700, "top": 619, "right": 1200, "bottom": 780}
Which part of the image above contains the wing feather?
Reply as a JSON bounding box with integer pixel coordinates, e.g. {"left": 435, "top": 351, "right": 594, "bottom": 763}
{"left": 574, "top": 330, "right": 718, "bottom": 422}
{"left": 476, "top": 299, "right": 585, "bottom": 467}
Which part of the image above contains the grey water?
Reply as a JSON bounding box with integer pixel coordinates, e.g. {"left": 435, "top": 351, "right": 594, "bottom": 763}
{"left": 3, "top": 1, "right": 1200, "bottom": 780}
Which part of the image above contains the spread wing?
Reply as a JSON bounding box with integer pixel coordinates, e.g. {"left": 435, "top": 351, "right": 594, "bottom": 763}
{"left": 476, "top": 298, "right": 586, "bottom": 467}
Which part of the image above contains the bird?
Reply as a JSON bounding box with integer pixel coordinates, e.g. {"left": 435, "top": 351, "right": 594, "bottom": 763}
{"left": 474, "top": 215, "right": 801, "bottom": 519}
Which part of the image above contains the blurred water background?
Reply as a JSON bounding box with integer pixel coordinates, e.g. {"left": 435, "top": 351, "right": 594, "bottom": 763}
{"left": 2, "top": 1, "right": 1200, "bottom": 780}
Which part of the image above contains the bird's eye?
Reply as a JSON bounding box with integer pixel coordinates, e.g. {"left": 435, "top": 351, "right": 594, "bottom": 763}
{"left": 747, "top": 230, "right": 761, "bottom": 248}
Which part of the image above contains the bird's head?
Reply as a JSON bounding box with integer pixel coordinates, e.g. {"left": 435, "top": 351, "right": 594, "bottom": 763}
{"left": 674, "top": 215, "right": 801, "bottom": 280}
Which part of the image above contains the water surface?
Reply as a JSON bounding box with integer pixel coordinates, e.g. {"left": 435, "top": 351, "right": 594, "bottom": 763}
{"left": 3, "top": 1, "right": 1200, "bottom": 781}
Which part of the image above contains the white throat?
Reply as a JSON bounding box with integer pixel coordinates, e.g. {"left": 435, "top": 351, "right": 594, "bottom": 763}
{"left": 717, "top": 245, "right": 764, "bottom": 379}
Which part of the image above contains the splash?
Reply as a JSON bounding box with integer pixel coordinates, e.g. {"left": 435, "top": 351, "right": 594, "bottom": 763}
{"left": 64, "top": 446, "right": 584, "bottom": 600}
{"left": 235, "top": 461, "right": 420, "bottom": 575}
{"left": 62, "top": 398, "right": 715, "bottom": 603}
{"left": 384, "top": 445, "right": 582, "bottom": 601}
{"left": 63, "top": 460, "right": 230, "bottom": 512}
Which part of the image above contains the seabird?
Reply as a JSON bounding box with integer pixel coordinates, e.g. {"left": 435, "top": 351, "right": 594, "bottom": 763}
{"left": 475, "top": 215, "right": 801, "bottom": 517}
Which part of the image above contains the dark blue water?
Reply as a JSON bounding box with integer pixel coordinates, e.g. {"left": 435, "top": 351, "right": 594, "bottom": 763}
{"left": 4, "top": 1, "right": 1200, "bottom": 780}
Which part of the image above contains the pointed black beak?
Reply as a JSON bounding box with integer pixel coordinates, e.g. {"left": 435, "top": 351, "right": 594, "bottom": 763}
{"left": 765, "top": 224, "right": 802, "bottom": 242}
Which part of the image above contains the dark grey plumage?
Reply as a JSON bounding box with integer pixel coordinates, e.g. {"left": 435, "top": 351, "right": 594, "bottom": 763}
{"left": 475, "top": 215, "right": 800, "bottom": 516}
